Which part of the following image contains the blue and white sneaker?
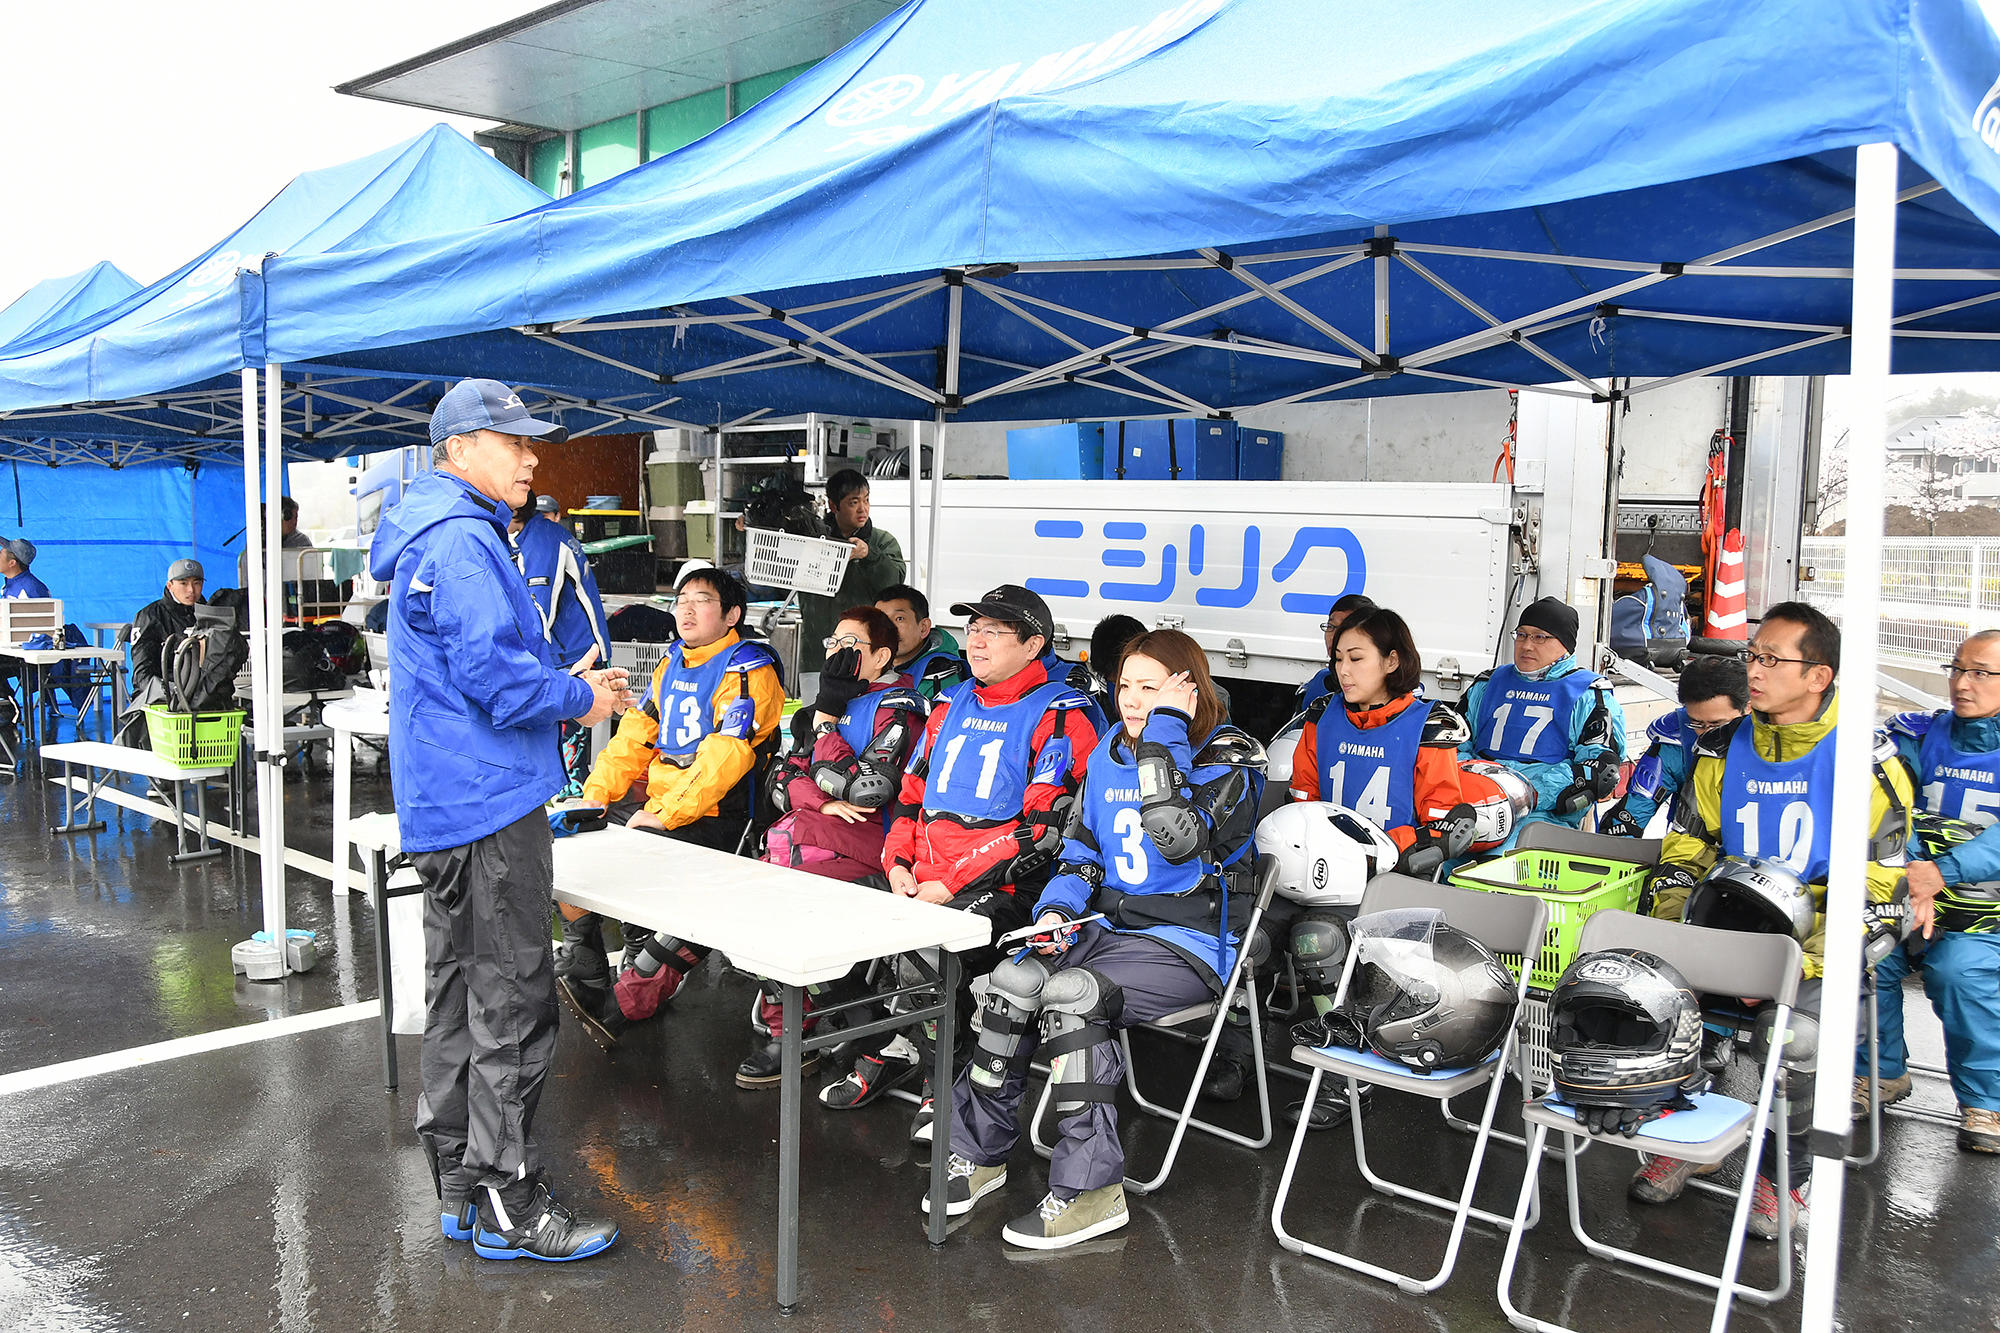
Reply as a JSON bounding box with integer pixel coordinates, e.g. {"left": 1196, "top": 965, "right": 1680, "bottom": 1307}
{"left": 473, "top": 1182, "right": 618, "bottom": 1262}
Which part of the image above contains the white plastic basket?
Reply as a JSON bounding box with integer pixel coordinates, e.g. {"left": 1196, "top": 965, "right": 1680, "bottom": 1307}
{"left": 744, "top": 527, "right": 852, "bottom": 597}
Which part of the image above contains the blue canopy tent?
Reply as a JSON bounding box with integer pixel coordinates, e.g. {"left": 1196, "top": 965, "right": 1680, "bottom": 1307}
{"left": 0, "top": 261, "right": 140, "bottom": 349}
{"left": 0, "top": 126, "right": 584, "bottom": 989}
{"left": 240, "top": 1, "right": 2000, "bottom": 1322}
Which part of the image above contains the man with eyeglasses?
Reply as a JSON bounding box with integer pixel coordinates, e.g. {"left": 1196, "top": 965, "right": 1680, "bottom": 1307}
{"left": 1294, "top": 593, "right": 1378, "bottom": 718}
{"left": 558, "top": 562, "right": 786, "bottom": 1043}
{"left": 1634, "top": 600, "right": 1914, "bottom": 1238}
{"left": 880, "top": 583, "right": 1102, "bottom": 1147}
{"left": 372, "top": 379, "right": 633, "bottom": 1262}
{"left": 1858, "top": 629, "right": 2000, "bottom": 1153}
{"left": 1601, "top": 655, "right": 1749, "bottom": 838}
{"left": 1456, "top": 595, "right": 1627, "bottom": 848}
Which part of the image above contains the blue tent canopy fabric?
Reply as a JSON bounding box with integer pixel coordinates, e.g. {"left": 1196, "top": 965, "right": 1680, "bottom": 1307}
{"left": 0, "top": 262, "right": 141, "bottom": 350}
{"left": 231, "top": 0, "right": 2000, "bottom": 424}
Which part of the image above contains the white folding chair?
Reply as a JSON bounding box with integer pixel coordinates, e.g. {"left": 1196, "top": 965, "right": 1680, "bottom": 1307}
{"left": 1270, "top": 873, "right": 1548, "bottom": 1294}
{"left": 1027, "top": 855, "right": 1279, "bottom": 1194}
{"left": 1497, "top": 910, "right": 1804, "bottom": 1333}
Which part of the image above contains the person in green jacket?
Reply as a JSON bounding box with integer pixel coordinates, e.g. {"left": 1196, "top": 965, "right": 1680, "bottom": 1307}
{"left": 800, "top": 469, "right": 905, "bottom": 681}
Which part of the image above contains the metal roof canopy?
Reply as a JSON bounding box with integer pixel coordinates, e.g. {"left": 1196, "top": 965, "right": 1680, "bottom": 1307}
{"left": 336, "top": 0, "right": 900, "bottom": 132}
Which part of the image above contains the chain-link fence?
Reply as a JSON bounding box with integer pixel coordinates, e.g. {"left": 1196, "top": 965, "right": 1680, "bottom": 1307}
{"left": 1800, "top": 537, "right": 2000, "bottom": 666}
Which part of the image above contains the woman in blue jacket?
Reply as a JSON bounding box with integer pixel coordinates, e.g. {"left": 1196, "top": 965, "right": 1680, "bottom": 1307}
{"left": 1856, "top": 630, "right": 2000, "bottom": 1153}
{"left": 929, "top": 628, "right": 1266, "bottom": 1250}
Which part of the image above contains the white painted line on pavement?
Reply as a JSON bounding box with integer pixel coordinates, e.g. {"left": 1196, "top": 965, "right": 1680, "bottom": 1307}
{"left": 0, "top": 1001, "right": 380, "bottom": 1097}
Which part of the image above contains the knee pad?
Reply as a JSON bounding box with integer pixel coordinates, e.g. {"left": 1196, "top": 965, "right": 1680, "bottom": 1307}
{"left": 1753, "top": 1008, "right": 1819, "bottom": 1131}
{"left": 970, "top": 956, "right": 1049, "bottom": 1090}
{"left": 1289, "top": 911, "right": 1352, "bottom": 1014}
{"left": 1038, "top": 967, "right": 1125, "bottom": 1116}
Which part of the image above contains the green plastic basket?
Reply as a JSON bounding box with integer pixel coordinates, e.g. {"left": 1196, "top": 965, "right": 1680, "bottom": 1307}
{"left": 143, "top": 705, "right": 245, "bottom": 769}
{"left": 1449, "top": 848, "right": 1649, "bottom": 991}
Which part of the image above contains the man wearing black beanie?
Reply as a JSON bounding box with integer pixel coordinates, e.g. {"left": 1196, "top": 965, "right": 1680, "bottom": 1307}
{"left": 1457, "top": 595, "right": 1627, "bottom": 848}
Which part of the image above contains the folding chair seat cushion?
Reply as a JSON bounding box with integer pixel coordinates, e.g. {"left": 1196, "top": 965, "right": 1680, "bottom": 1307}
{"left": 1293, "top": 1042, "right": 1506, "bottom": 1099}
{"left": 1526, "top": 1093, "right": 1755, "bottom": 1163}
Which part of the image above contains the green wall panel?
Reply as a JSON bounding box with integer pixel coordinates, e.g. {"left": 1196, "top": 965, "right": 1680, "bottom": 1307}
{"left": 644, "top": 88, "right": 728, "bottom": 161}
{"left": 529, "top": 136, "right": 567, "bottom": 196}
{"left": 574, "top": 114, "right": 638, "bottom": 191}
{"left": 733, "top": 60, "right": 816, "bottom": 113}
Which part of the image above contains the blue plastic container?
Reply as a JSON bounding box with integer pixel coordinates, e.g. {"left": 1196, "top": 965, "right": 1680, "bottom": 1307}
{"left": 1109, "top": 418, "right": 1238, "bottom": 479}
{"left": 1007, "top": 423, "right": 1105, "bottom": 479}
{"left": 1237, "top": 427, "right": 1285, "bottom": 480}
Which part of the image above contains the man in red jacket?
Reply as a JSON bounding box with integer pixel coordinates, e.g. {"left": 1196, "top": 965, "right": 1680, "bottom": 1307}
{"left": 883, "top": 584, "right": 1101, "bottom": 1146}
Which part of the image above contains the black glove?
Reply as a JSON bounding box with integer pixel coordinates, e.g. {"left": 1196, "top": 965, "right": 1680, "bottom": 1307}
{"left": 811, "top": 647, "right": 870, "bottom": 718}
{"left": 1641, "top": 865, "right": 1697, "bottom": 917}
{"left": 1397, "top": 826, "right": 1445, "bottom": 879}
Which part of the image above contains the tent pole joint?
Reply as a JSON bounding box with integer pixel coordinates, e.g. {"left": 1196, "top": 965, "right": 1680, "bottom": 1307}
{"left": 1364, "top": 235, "right": 1398, "bottom": 259}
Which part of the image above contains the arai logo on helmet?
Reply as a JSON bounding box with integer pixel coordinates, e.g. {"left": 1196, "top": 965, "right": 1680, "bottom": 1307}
{"left": 822, "top": 0, "right": 1227, "bottom": 146}
{"left": 1978, "top": 73, "right": 2000, "bottom": 151}
{"left": 1312, "top": 858, "right": 1329, "bottom": 892}
{"left": 1575, "top": 955, "right": 1633, "bottom": 984}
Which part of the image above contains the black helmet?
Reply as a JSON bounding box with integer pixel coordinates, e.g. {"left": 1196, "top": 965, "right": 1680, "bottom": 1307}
{"left": 1548, "top": 949, "right": 1705, "bottom": 1111}
{"left": 1682, "top": 857, "right": 1815, "bottom": 941}
{"left": 1332, "top": 908, "right": 1518, "bottom": 1072}
{"left": 1913, "top": 814, "right": 2000, "bottom": 934}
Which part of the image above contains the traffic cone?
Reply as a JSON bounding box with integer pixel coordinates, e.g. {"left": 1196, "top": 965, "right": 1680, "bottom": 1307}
{"left": 1703, "top": 529, "right": 1748, "bottom": 640}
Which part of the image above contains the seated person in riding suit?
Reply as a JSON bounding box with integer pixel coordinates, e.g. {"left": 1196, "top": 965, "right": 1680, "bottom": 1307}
{"left": 1294, "top": 593, "right": 1377, "bottom": 718}
{"left": 1858, "top": 629, "right": 2000, "bottom": 1155}
{"left": 1458, "top": 596, "right": 1627, "bottom": 848}
{"left": 747, "top": 606, "right": 928, "bottom": 1100}
{"left": 876, "top": 582, "right": 964, "bottom": 701}
{"left": 882, "top": 584, "right": 1101, "bottom": 1147}
{"left": 1600, "top": 655, "right": 1748, "bottom": 838}
{"left": 1637, "top": 602, "right": 1912, "bottom": 1239}
{"left": 1211, "top": 607, "right": 1472, "bottom": 1125}
{"left": 936, "top": 628, "right": 1265, "bottom": 1250}
{"left": 555, "top": 566, "right": 785, "bottom": 1042}
{"left": 1084, "top": 614, "right": 1146, "bottom": 722}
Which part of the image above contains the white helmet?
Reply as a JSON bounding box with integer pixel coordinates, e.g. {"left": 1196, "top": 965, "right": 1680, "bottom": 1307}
{"left": 1459, "top": 760, "right": 1536, "bottom": 853}
{"left": 1256, "top": 802, "right": 1400, "bottom": 907}
{"left": 1266, "top": 721, "right": 1305, "bottom": 788}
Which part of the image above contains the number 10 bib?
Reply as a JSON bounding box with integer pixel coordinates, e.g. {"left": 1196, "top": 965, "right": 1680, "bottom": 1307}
{"left": 1719, "top": 721, "right": 1837, "bottom": 881}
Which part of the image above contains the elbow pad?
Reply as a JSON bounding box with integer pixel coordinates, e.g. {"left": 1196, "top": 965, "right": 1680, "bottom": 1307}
{"left": 850, "top": 714, "right": 915, "bottom": 809}
{"left": 1014, "top": 795, "right": 1075, "bottom": 877}
{"left": 1555, "top": 755, "right": 1620, "bottom": 816}
{"left": 1136, "top": 739, "right": 1205, "bottom": 864}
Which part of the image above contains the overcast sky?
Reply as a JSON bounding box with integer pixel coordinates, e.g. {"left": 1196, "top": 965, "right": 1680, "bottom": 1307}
{"left": 0, "top": 1, "right": 539, "bottom": 303}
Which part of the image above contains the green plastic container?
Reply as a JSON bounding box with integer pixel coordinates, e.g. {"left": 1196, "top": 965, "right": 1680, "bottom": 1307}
{"left": 1449, "top": 849, "right": 1649, "bottom": 990}
{"left": 143, "top": 705, "right": 245, "bottom": 769}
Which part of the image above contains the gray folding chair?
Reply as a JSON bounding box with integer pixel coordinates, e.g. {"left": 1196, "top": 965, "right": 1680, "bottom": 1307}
{"left": 1497, "top": 910, "right": 1804, "bottom": 1333}
{"left": 1270, "top": 873, "right": 1548, "bottom": 1294}
{"left": 1027, "top": 855, "right": 1279, "bottom": 1194}
{"left": 1515, "top": 821, "right": 1663, "bottom": 867}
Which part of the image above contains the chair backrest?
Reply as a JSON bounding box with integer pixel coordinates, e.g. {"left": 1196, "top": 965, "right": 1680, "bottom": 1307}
{"left": 1356, "top": 872, "right": 1550, "bottom": 967}
{"left": 1515, "top": 821, "right": 1662, "bottom": 867}
{"left": 1576, "top": 910, "right": 1800, "bottom": 1009}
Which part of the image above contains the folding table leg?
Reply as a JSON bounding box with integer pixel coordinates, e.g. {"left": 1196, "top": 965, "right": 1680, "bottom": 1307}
{"left": 928, "top": 951, "right": 961, "bottom": 1248}
{"left": 778, "top": 982, "right": 804, "bottom": 1314}
{"left": 372, "top": 849, "right": 397, "bottom": 1091}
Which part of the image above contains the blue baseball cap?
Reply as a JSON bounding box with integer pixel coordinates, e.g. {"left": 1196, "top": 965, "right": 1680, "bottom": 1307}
{"left": 429, "top": 379, "right": 568, "bottom": 447}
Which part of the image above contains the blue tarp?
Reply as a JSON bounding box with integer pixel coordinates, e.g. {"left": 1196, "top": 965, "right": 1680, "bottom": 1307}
{"left": 4, "top": 458, "right": 248, "bottom": 632}
{"left": 0, "top": 126, "right": 549, "bottom": 445}
{"left": 241, "top": 0, "right": 2000, "bottom": 422}
{"left": 0, "top": 262, "right": 140, "bottom": 349}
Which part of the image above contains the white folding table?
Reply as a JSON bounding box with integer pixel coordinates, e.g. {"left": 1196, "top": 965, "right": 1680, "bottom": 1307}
{"left": 360, "top": 819, "right": 989, "bottom": 1311}
{"left": 0, "top": 644, "right": 126, "bottom": 761}
{"left": 323, "top": 691, "right": 390, "bottom": 894}
{"left": 41, "top": 739, "right": 231, "bottom": 862}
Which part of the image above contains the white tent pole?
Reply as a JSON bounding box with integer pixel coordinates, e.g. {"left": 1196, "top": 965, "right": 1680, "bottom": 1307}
{"left": 240, "top": 366, "right": 268, "bottom": 786}
{"left": 926, "top": 408, "right": 948, "bottom": 603}
{"left": 261, "top": 363, "right": 290, "bottom": 961}
{"left": 908, "top": 418, "right": 922, "bottom": 585}
{"left": 1799, "top": 140, "right": 1899, "bottom": 1333}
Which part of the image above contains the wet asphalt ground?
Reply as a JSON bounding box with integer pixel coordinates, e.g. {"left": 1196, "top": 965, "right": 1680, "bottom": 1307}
{"left": 0, "top": 710, "right": 1992, "bottom": 1332}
